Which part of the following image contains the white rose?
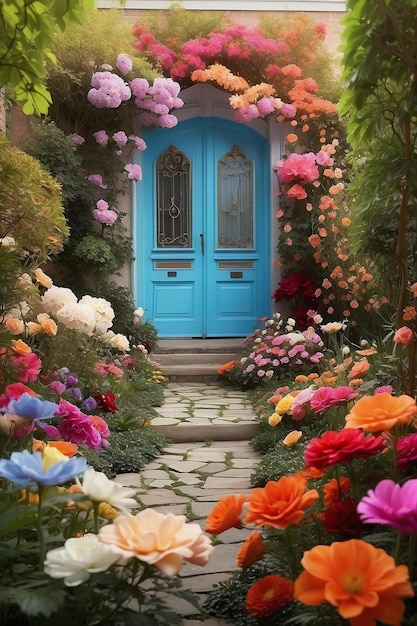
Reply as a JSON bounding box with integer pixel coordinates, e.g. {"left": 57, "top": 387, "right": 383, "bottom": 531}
{"left": 133, "top": 307, "right": 144, "bottom": 320}
{"left": 110, "top": 333, "right": 130, "bottom": 352}
{"left": 44, "top": 535, "right": 122, "bottom": 586}
{"left": 55, "top": 302, "right": 96, "bottom": 335}
{"left": 79, "top": 295, "right": 115, "bottom": 334}
{"left": 41, "top": 286, "right": 77, "bottom": 316}
{"left": 77, "top": 468, "right": 138, "bottom": 515}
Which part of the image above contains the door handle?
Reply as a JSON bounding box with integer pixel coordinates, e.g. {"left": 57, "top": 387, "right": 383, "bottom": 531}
{"left": 200, "top": 233, "right": 205, "bottom": 256}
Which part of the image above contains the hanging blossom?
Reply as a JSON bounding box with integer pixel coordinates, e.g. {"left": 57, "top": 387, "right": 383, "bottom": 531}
{"left": 93, "top": 199, "right": 118, "bottom": 226}
{"left": 124, "top": 164, "right": 142, "bottom": 181}
{"left": 87, "top": 71, "right": 131, "bottom": 108}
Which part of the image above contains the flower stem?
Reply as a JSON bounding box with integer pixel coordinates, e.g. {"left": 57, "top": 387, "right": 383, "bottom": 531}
{"left": 36, "top": 485, "right": 45, "bottom": 571}
{"left": 408, "top": 533, "right": 416, "bottom": 578}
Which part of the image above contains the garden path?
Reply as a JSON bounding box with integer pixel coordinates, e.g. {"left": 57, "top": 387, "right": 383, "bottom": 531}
{"left": 114, "top": 381, "right": 262, "bottom": 625}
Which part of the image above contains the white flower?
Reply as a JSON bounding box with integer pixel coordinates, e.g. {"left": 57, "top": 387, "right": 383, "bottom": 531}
{"left": 55, "top": 303, "right": 97, "bottom": 335}
{"left": 41, "top": 286, "right": 77, "bottom": 316}
{"left": 77, "top": 468, "right": 138, "bottom": 514}
{"left": 342, "top": 345, "right": 351, "bottom": 355}
{"left": 320, "top": 320, "right": 347, "bottom": 334}
{"left": 79, "top": 295, "right": 115, "bottom": 334}
{"left": 287, "top": 317, "right": 296, "bottom": 327}
{"left": 133, "top": 307, "right": 144, "bottom": 321}
{"left": 109, "top": 333, "right": 130, "bottom": 352}
{"left": 44, "top": 534, "right": 122, "bottom": 586}
{"left": 0, "top": 236, "right": 16, "bottom": 248}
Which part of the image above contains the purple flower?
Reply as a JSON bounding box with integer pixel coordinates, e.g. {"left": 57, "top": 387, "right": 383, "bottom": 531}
{"left": 71, "top": 388, "right": 83, "bottom": 402}
{"left": 71, "top": 134, "right": 85, "bottom": 145}
{"left": 81, "top": 396, "right": 98, "bottom": 412}
{"left": 357, "top": 479, "right": 417, "bottom": 534}
{"left": 124, "top": 163, "right": 142, "bottom": 181}
{"left": 66, "top": 374, "right": 79, "bottom": 387}
{"left": 88, "top": 71, "right": 131, "bottom": 109}
{"left": 116, "top": 53, "right": 133, "bottom": 75}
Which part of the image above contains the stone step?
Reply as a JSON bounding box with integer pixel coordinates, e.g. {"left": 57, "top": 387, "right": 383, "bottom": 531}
{"left": 154, "top": 338, "right": 244, "bottom": 355}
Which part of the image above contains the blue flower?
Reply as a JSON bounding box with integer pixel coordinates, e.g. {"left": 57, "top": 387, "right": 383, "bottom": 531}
{"left": 4, "top": 393, "right": 58, "bottom": 421}
{"left": 0, "top": 450, "right": 88, "bottom": 486}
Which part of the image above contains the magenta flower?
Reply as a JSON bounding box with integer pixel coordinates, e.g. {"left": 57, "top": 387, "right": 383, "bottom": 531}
{"left": 396, "top": 433, "right": 417, "bottom": 471}
{"left": 310, "top": 386, "right": 359, "bottom": 414}
{"left": 124, "top": 163, "right": 142, "bottom": 181}
{"left": 357, "top": 479, "right": 417, "bottom": 534}
{"left": 55, "top": 400, "right": 103, "bottom": 449}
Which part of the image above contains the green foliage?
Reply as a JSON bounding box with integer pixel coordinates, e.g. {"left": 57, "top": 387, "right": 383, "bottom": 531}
{"left": 250, "top": 443, "right": 305, "bottom": 487}
{"left": 24, "top": 121, "right": 93, "bottom": 205}
{"left": 0, "top": 136, "right": 68, "bottom": 270}
{"left": 74, "top": 235, "right": 119, "bottom": 272}
{"left": 339, "top": 0, "right": 417, "bottom": 332}
{"left": 0, "top": 0, "right": 94, "bottom": 115}
{"left": 84, "top": 428, "right": 166, "bottom": 478}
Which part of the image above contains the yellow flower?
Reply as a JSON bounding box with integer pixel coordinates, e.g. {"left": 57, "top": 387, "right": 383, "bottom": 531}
{"left": 283, "top": 431, "right": 302, "bottom": 447}
{"left": 275, "top": 394, "right": 294, "bottom": 415}
{"left": 269, "top": 412, "right": 282, "bottom": 427}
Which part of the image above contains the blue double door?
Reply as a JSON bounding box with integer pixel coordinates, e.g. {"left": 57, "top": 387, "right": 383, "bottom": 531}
{"left": 136, "top": 117, "right": 270, "bottom": 338}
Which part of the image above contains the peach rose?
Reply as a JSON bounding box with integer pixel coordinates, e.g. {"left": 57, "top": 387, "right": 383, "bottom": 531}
{"left": 99, "top": 509, "right": 213, "bottom": 578}
{"left": 394, "top": 326, "right": 414, "bottom": 346}
{"left": 10, "top": 339, "right": 32, "bottom": 355}
{"left": 4, "top": 318, "right": 25, "bottom": 335}
{"left": 33, "top": 268, "right": 53, "bottom": 289}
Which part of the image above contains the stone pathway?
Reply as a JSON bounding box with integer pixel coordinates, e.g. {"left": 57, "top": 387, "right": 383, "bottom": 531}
{"left": 114, "top": 382, "right": 261, "bottom": 625}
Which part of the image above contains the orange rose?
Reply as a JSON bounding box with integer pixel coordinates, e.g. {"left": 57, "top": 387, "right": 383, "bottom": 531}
{"left": 10, "top": 339, "right": 32, "bottom": 355}
{"left": 48, "top": 441, "right": 79, "bottom": 457}
{"left": 236, "top": 530, "right": 265, "bottom": 568}
{"left": 294, "top": 539, "right": 413, "bottom": 625}
{"left": 206, "top": 494, "right": 248, "bottom": 534}
{"left": 217, "top": 360, "right": 236, "bottom": 375}
{"left": 243, "top": 476, "right": 319, "bottom": 529}
{"left": 345, "top": 392, "right": 417, "bottom": 432}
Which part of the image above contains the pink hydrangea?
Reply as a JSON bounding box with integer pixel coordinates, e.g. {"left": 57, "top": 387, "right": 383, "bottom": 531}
{"left": 93, "top": 130, "right": 109, "bottom": 146}
{"left": 130, "top": 77, "right": 149, "bottom": 99}
{"left": 256, "top": 97, "right": 276, "bottom": 117}
{"left": 124, "top": 164, "right": 142, "bottom": 181}
{"left": 129, "top": 135, "right": 147, "bottom": 151}
{"left": 112, "top": 131, "right": 128, "bottom": 147}
{"left": 88, "top": 71, "right": 131, "bottom": 108}
{"left": 88, "top": 174, "right": 107, "bottom": 189}
{"left": 116, "top": 53, "right": 133, "bottom": 75}
{"left": 71, "top": 134, "right": 85, "bottom": 145}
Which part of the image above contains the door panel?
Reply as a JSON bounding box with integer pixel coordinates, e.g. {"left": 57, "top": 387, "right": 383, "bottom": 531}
{"left": 137, "top": 117, "right": 269, "bottom": 337}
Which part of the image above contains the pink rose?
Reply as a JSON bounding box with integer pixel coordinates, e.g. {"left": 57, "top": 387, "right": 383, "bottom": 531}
{"left": 394, "top": 326, "right": 414, "bottom": 346}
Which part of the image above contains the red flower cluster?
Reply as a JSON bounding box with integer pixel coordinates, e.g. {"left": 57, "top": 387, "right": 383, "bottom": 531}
{"left": 272, "top": 272, "right": 316, "bottom": 303}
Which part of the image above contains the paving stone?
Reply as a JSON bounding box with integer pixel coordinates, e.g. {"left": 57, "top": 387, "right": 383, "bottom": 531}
{"left": 166, "top": 460, "right": 207, "bottom": 472}
{"left": 203, "top": 476, "right": 253, "bottom": 490}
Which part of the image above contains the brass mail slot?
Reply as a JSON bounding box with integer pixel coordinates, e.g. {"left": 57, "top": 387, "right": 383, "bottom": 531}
{"left": 168, "top": 271, "right": 177, "bottom": 277}
{"left": 230, "top": 271, "right": 243, "bottom": 279}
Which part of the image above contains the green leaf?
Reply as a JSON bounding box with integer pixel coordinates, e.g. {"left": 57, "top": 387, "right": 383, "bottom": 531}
{"left": 0, "top": 503, "right": 36, "bottom": 537}
{"left": 0, "top": 584, "right": 66, "bottom": 618}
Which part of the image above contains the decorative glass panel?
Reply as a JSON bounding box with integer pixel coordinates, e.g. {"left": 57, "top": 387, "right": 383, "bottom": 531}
{"left": 157, "top": 145, "right": 191, "bottom": 248}
{"left": 217, "top": 145, "right": 253, "bottom": 249}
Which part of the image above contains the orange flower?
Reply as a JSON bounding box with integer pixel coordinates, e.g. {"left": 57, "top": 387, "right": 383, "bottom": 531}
{"left": 10, "top": 339, "right": 31, "bottom": 355}
{"left": 48, "top": 441, "right": 79, "bottom": 457}
{"left": 294, "top": 539, "right": 413, "bottom": 626}
{"left": 33, "top": 268, "right": 53, "bottom": 288}
{"left": 345, "top": 392, "right": 417, "bottom": 432}
{"left": 323, "top": 476, "right": 351, "bottom": 507}
{"left": 283, "top": 430, "right": 302, "bottom": 447}
{"left": 236, "top": 531, "right": 265, "bottom": 568}
{"left": 347, "top": 357, "right": 370, "bottom": 379}
{"left": 217, "top": 360, "right": 236, "bottom": 375}
{"left": 206, "top": 494, "right": 248, "bottom": 534}
{"left": 246, "top": 574, "right": 294, "bottom": 618}
{"left": 243, "top": 476, "right": 319, "bottom": 529}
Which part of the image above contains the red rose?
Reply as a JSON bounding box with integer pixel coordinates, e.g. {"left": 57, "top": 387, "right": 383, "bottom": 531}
{"left": 93, "top": 392, "right": 118, "bottom": 413}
